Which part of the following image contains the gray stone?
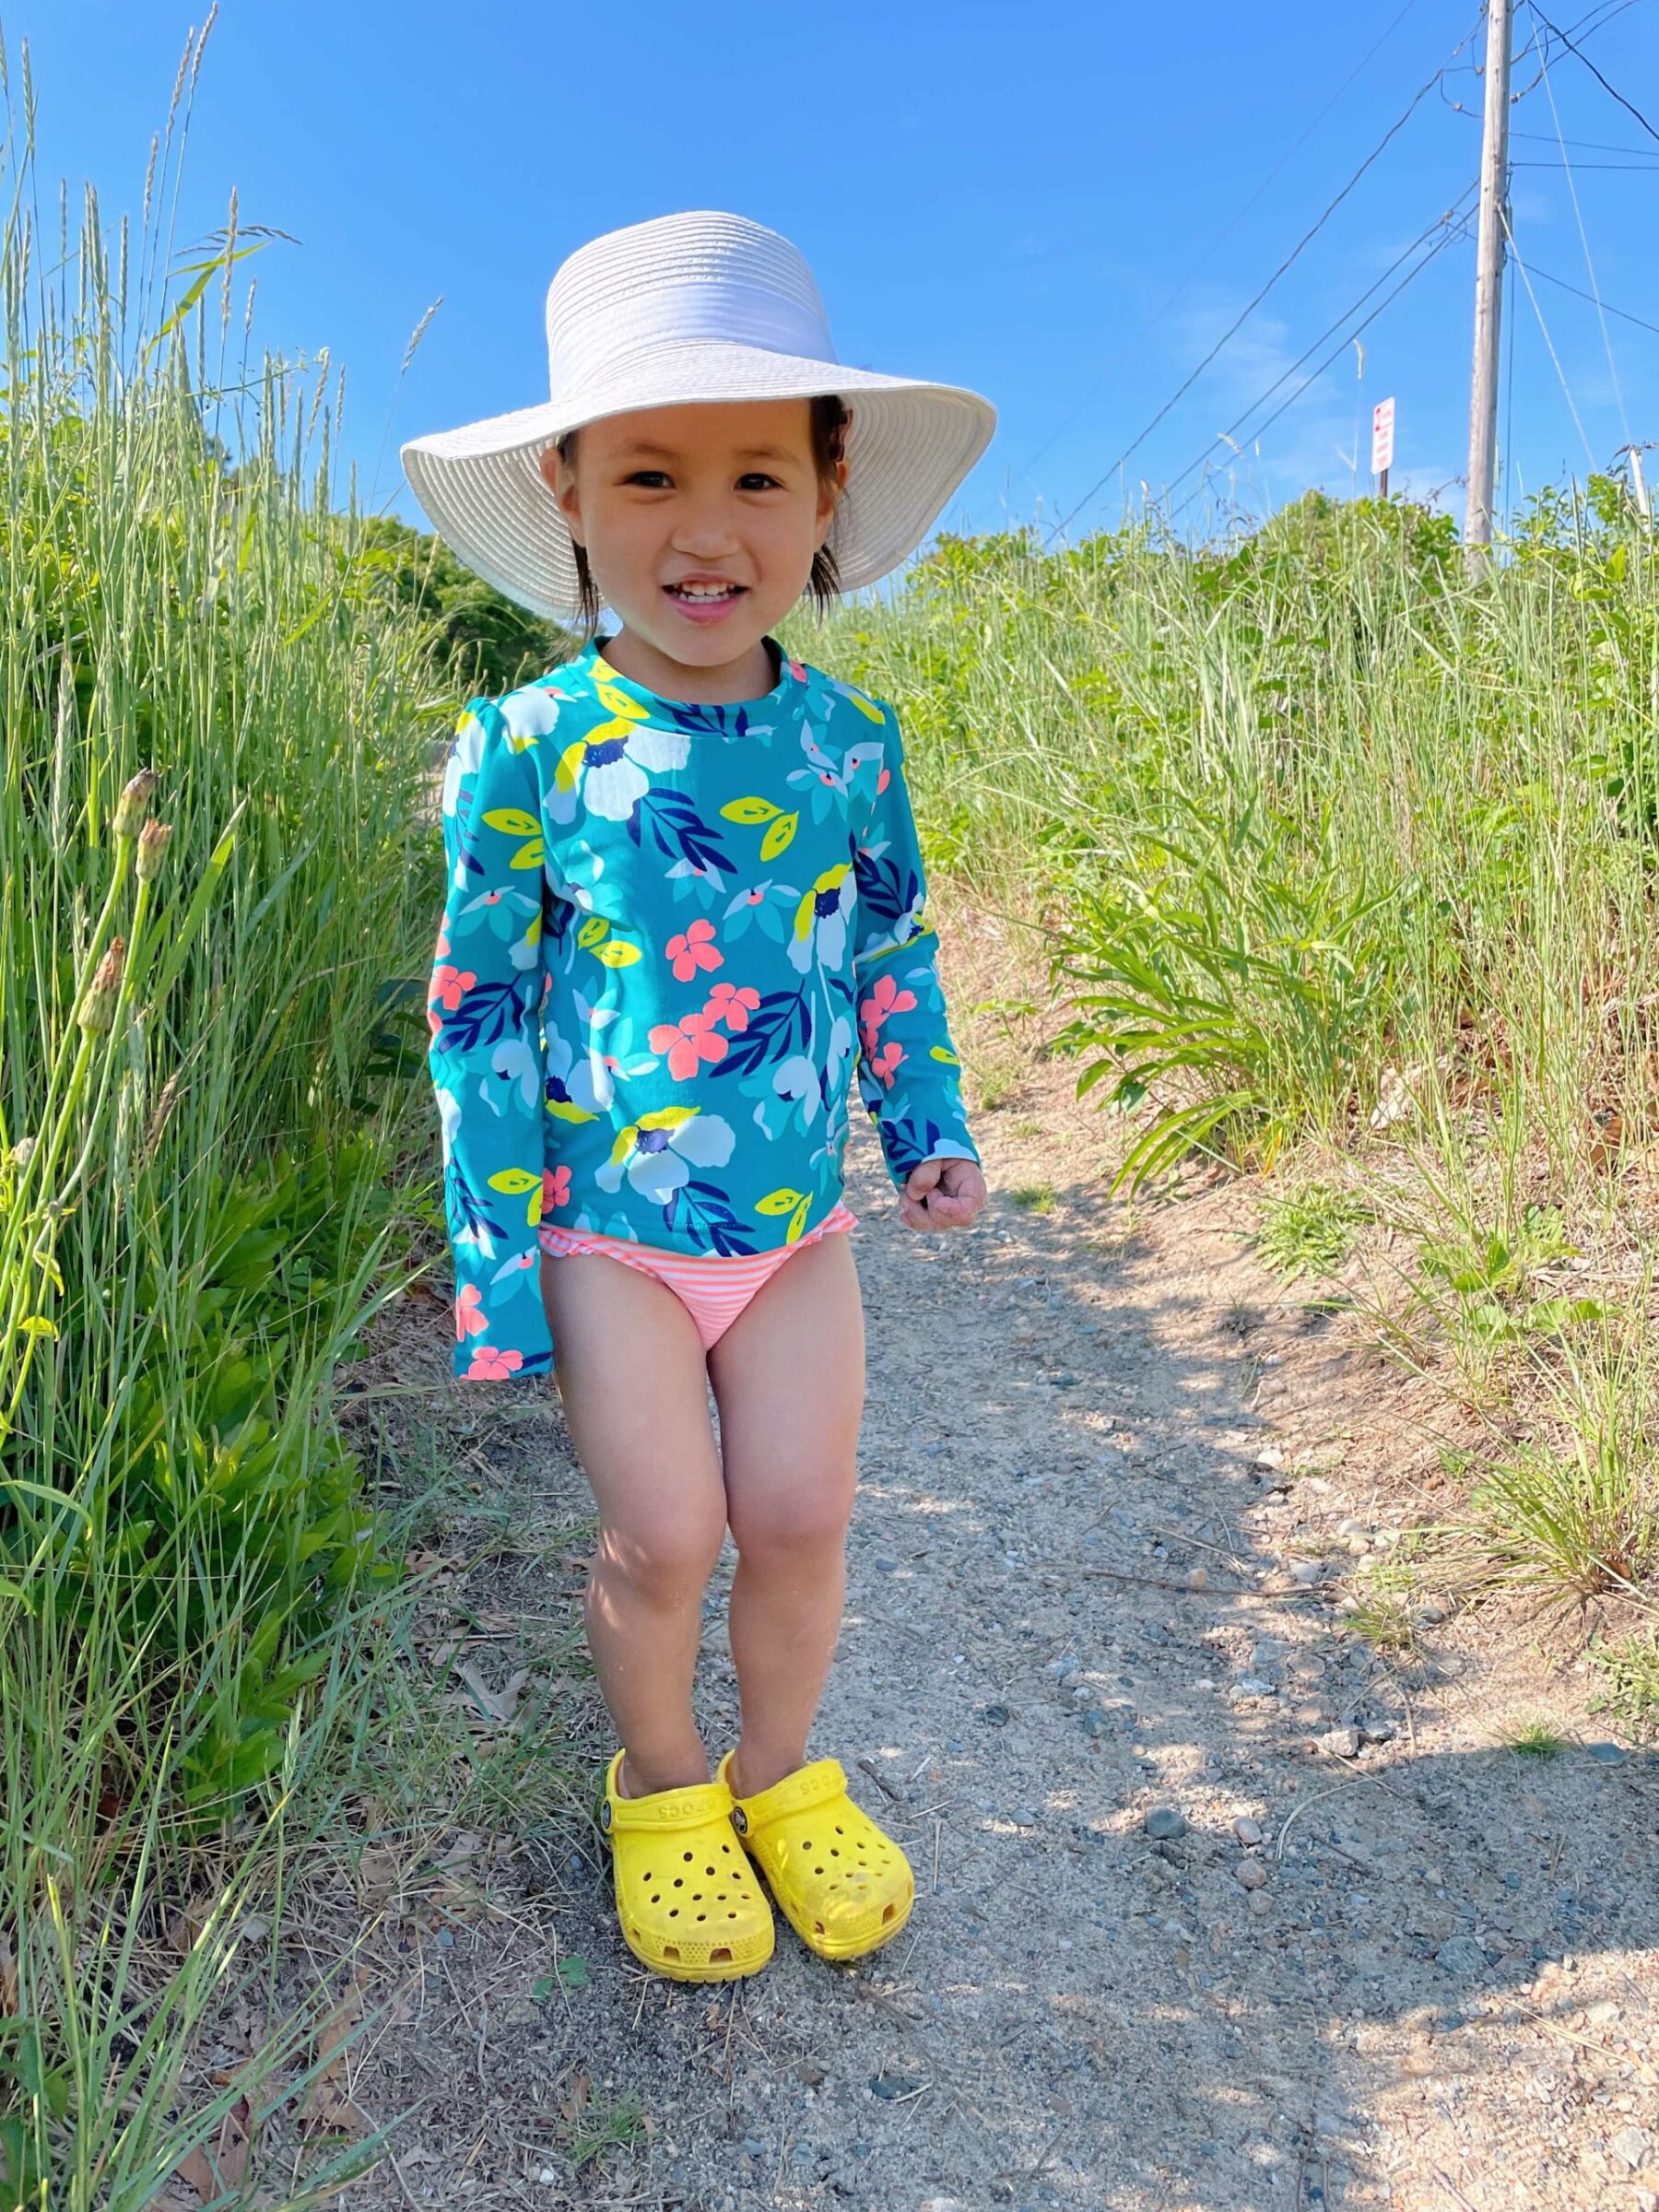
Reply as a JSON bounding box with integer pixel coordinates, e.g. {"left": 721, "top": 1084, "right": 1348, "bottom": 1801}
{"left": 1144, "top": 1806, "right": 1188, "bottom": 1841}
{"left": 1585, "top": 1740, "right": 1627, "bottom": 1766}
{"left": 1435, "top": 1936, "right": 1488, "bottom": 1976}
{"left": 1321, "top": 1725, "right": 1362, "bottom": 1759}
{"left": 1232, "top": 1816, "right": 1265, "bottom": 1848}
{"left": 1610, "top": 2126, "right": 1650, "bottom": 2171}
{"left": 1234, "top": 1857, "right": 1267, "bottom": 1891}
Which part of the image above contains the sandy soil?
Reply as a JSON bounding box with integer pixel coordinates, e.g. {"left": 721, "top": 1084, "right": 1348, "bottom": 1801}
{"left": 315, "top": 1034, "right": 1659, "bottom": 2212}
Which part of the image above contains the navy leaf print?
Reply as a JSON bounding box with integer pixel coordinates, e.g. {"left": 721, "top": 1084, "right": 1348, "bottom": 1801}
{"left": 708, "top": 986, "right": 813, "bottom": 1081}
{"left": 852, "top": 849, "right": 924, "bottom": 948}
{"left": 445, "top": 1155, "right": 511, "bottom": 1251}
{"left": 435, "top": 972, "right": 540, "bottom": 1055}
{"left": 632, "top": 788, "right": 735, "bottom": 879}
{"left": 660, "top": 1178, "right": 759, "bottom": 1254}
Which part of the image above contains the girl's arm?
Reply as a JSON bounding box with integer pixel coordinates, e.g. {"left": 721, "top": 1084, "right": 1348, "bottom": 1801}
{"left": 427, "top": 695, "right": 555, "bottom": 1382}
{"left": 850, "top": 698, "right": 982, "bottom": 1190}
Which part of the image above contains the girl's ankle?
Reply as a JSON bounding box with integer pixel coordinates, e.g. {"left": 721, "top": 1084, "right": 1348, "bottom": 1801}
{"left": 618, "top": 1748, "right": 709, "bottom": 1800}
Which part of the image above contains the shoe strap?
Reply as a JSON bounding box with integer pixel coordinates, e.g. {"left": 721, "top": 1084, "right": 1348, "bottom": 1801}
{"left": 729, "top": 1756, "right": 849, "bottom": 1838}
{"left": 602, "top": 1755, "right": 734, "bottom": 1838}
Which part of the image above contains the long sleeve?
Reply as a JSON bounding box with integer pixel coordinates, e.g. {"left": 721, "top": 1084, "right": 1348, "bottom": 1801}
{"left": 850, "top": 699, "right": 982, "bottom": 1191}
{"left": 426, "top": 693, "right": 554, "bottom": 1382}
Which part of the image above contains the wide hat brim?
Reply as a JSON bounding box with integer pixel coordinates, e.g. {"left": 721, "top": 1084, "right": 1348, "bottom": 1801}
{"left": 400, "top": 340, "right": 995, "bottom": 623}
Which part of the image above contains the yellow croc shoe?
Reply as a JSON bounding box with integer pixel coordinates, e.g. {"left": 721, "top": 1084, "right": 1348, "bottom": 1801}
{"left": 597, "top": 1751, "right": 773, "bottom": 1982}
{"left": 717, "top": 1751, "right": 914, "bottom": 1962}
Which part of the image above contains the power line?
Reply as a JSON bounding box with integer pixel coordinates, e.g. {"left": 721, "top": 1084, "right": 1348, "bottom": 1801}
{"left": 1162, "top": 213, "right": 1475, "bottom": 526}
{"left": 1509, "top": 126, "right": 1659, "bottom": 154}
{"left": 1527, "top": 2, "right": 1659, "bottom": 147}
{"left": 1158, "top": 194, "right": 1477, "bottom": 503}
{"left": 1018, "top": 0, "right": 1430, "bottom": 486}
{"left": 1535, "top": 1, "right": 1631, "bottom": 447}
{"left": 1041, "top": 13, "right": 1488, "bottom": 546}
{"left": 1501, "top": 206, "right": 1597, "bottom": 466}
{"left": 1522, "top": 254, "right": 1659, "bottom": 335}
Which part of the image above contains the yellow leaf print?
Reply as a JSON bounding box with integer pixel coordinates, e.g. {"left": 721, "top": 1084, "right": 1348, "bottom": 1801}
{"left": 786, "top": 1195, "right": 811, "bottom": 1243}
{"left": 721, "top": 796, "right": 782, "bottom": 825}
{"left": 929, "top": 1045, "right": 962, "bottom": 1065}
{"left": 577, "top": 916, "right": 610, "bottom": 948}
{"left": 759, "top": 810, "right": 798, "bottom": 861}
{"left": 592, "top": 939, "right": 641, "bottom": 969}
{"left": 756, "top": 1187, "right": 807, "bottom": 1217}
{"left": 482, "top": 808, "right": 540, "bottom": 837}
{"left": 844, "top": 689, "right": 886, "bottom": 724}
{"left": 488, "top": 1166, "right": 543, "bottom": 1228}
{"left": 594, "top": 677, "right": 652, "bottom": 723}
{"left": 554, "top": 738, "right": 589, "bottom": 794}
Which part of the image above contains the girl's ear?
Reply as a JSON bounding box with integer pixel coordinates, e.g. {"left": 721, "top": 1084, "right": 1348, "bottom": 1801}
{"left": 540, "top": 441, "right": 583, "bottom": 546}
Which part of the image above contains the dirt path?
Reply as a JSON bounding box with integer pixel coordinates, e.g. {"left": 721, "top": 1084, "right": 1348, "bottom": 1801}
{"left": 338, "top": 1065, "right": 1659, "bottom": 2212}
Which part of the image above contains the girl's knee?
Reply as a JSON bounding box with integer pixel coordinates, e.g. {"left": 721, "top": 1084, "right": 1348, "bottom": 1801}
{"left": 595, "top": 1508, "right": 725, "bottom": 1604}
{"left": 730, "top": 1483, "right": 853, "bottom": 1569}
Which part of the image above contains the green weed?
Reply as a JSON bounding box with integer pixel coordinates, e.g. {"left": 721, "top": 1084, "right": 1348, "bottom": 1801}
{"left": 1588, "top": 1635, "right": 1659, "bottom": 1741}
{"left": 1254, "top": 1181, "right": 1371, "bottom": 1278}
{"left": 1500, "top": 1717, "right": 1569, "bottom": 1758}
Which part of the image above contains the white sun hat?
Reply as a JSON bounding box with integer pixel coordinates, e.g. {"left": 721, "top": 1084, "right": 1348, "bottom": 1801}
{"left": 399, "top": 209, "right": 996, "bottom": 622}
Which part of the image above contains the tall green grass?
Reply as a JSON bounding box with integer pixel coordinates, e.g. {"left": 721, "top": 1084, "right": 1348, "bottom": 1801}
{"left": 0, "top": 25, "right": 454, "bottom": 2206}
{"left": 793, "top": 480, "right": 1659, "bottom": 1613}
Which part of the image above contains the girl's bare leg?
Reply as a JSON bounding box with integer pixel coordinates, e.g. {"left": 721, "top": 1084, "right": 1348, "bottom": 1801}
{"left": 706, "top": 1230, "right": 865, "bottom": 1799}
{"left": 540, "top": 1252, "right": 727, "bottom": 1797}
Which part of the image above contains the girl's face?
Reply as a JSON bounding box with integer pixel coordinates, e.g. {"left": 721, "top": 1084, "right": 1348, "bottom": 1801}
{"left": 540, "top": 398, "right": 846, "bottom": 674}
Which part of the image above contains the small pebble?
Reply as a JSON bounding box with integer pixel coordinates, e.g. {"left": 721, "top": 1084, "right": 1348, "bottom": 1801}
{"left": 1417, "top": 1599, "right": 1449, "bottom": 1624}
{"left": 1234, "top": 1857, "right": 1267, "bottom": 1891}
{"left": 1289, "top": 1559, "right": 1323, "bottom": 1585}
{"left": 1248, "top": 1890, "right": 1272, "bottom": 1920}
{"left": 1436, "top": 1935, "right": 1488, "bottom": 1976}
{"left": 1320, "top": 1725, "right": 1361, "bottom": 1759}
{"left": 1186, "top": 1566, "right": 1209, "bottom": 1591}
{"left": 1233, "top": 1816, "right": 1265, "bottom": 1848}
{"left": 1584, "top": 1740, "right": 1626, "bottom": 1766}
{"left": 1144, "top": 1806, "right": 1188, "bottom": 1841}
{"left": 1610, "top": 2125, "right": 1650, "bottom": 2171}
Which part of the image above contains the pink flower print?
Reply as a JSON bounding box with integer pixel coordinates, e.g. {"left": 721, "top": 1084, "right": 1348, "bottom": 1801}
{"left": 858, "top": 971, "right": 917, "bottom": 1053}
{"left": 543, "top": 1163, "right": 571, "bottom": 1213}
{"left": 665, "top": 918, "right": 722, "bottom": 982}
{"left": 454, "top": 1282, "right": 489, "bottom": 1343}
{"left": 877, "top": 766, "right": 891, "bottom": 795}
{"left": 868, "top": 1040, "right": 905, "bottom": 1089}
{"left": 787, "top": 657, "right": 807, "bottom": 683}
{"left": 706, "top": 982, "right": 760, "bottom": 1032}
{"left": 465, "top": 1344, "right": 525, "bottom": 1380}
{"left": 429, "top": 962, "right": 476, "bottom": 1013}
{"left": 648, "top": 1009, "right": 729, "bottom": 1080}
{"left": 435, "top": 917, "right": 452, "bottom": 960}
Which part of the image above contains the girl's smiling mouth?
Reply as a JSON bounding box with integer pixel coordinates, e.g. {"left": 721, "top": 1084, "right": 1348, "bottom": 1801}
{"left": 665, "top": 579, "right": 747, "bottom": 623}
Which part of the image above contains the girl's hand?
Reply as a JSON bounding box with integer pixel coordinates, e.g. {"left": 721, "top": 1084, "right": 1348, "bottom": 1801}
{"left": 899, "top": 1156, "right": 987, "bottom": 1232}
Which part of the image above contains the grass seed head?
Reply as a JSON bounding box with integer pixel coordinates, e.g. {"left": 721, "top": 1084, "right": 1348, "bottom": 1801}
{"left": 135, "top": 818, "right": 173, "bottom": 881}
{"left": 112, "top": 768, "right": 159, "bottom": 840}
{"left": 77, "top": 936, "right": 126, "bottom": 1033}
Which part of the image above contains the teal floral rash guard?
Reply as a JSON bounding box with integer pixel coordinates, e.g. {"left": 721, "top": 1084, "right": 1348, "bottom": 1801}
{"left": 426, "top": 633, "right": 982, "bottom": 1381}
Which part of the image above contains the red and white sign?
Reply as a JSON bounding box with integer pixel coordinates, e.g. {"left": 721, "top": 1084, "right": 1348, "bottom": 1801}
{"left": 1371, "top": 396, "right": 1396, "bottom": 477}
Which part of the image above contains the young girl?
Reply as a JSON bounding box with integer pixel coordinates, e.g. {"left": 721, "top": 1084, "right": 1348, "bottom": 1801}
{"left": 405, "top": 211, "right": 994, "bottom": 1983}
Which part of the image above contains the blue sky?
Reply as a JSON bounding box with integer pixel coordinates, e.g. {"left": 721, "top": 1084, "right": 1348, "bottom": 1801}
{"left": 21, "top": 0, "right": 1659, "bottom": 559}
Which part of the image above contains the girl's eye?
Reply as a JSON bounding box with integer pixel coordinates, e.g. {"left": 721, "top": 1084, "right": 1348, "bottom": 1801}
{"left": 619, "top": 469, "right": 782, "bottom": 489}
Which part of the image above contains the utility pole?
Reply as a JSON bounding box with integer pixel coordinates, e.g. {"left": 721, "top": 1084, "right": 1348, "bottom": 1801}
{"left": 1465, "top": 0, "right": 1514, "bottom": 569}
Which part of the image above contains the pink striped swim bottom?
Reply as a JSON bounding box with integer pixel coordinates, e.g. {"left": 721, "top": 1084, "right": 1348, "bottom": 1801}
{"left": 537, "top": 1199, "right": 858, "bottom": 1351}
